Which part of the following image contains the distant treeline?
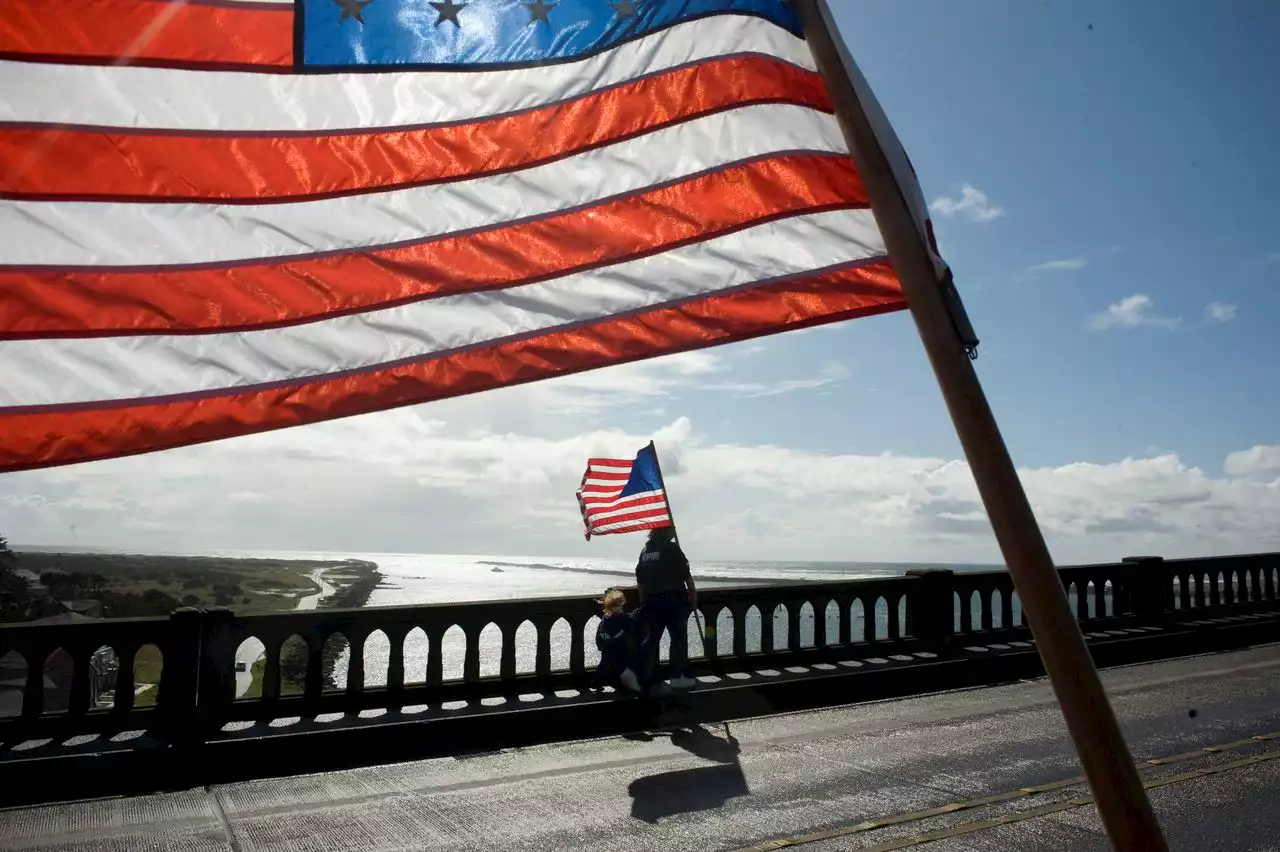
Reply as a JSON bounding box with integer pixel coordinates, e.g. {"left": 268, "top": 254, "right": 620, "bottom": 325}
{"left": 4, "top": 551, "right": 381, "bottom": 623}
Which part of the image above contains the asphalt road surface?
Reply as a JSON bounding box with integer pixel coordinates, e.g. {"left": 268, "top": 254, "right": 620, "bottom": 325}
{"left": 4, "top": 643, "right": 1279, "bottom": 851}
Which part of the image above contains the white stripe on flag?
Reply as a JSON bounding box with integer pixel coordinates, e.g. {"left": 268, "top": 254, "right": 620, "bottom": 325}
{"left": 0, "top": 105, "right": 844, "bottom": 266}
{"left": 0, "top": 18, "right": 813, "bottom": 131}
{"left": 0, "top": 209, "right": 887, "bottom": 407}
{"left": 582, "top": 477, "right": 638, "bottom": 488}
{"left": 581, "top": 489, "right": 668, "bottom": 508}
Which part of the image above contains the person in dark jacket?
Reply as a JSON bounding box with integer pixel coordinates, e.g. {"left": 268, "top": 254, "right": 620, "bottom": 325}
{"left": 592, "top": 587, "right": 643, "bottom": 692}
{"left": 635, "top": 526, "right": 698, "bottom": 690}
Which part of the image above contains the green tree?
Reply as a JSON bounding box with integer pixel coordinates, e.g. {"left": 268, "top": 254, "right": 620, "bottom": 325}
{"left": 1, "top": 533, "right": 56, "bottom": 622}
{"left": 1, "top": 562, "right": 27, "bottom": 621}
{"left": 279, "top": 638, "right": 310, "bottom": 694}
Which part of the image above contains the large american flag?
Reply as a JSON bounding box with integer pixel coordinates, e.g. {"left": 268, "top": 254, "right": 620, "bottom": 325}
{"left": 0, "top": 0, "right": 942, "bottom": 473}
{"left": 577, "top": 443, "right": 670, "bottom": 539}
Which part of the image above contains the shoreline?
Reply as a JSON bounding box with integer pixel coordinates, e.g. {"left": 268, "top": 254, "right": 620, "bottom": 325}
{"left": 11, "top": 551, "right": 381, "bottom": 618}
{"left": 315, "top": 561, "right": 382, "bottom": 691}
{"left": 5, "top": 549, "right": 383, "bottom": 701}
{"left": 318, "top": 560, "right": 383, "bottom": 610}
{"left": 238, "top": 559, "right": 382, "bottom": 698}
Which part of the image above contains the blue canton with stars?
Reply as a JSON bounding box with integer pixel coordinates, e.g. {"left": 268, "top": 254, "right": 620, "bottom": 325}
{"left": 300, "top": 0, "right": 802, "bottom": 69}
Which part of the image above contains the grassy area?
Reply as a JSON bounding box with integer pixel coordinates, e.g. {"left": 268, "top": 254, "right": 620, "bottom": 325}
{"left": 6, "top": 553, "right": 379, "bottom": 708}
{"left": 12, "top": 552, "right": 373, "bottom": 614}
{"left": 132, "top": 644, "right": 163, "bottom": 707}
{"left": 243, "top": 653, "right": 305, "bottom": 700}
{"left": 245, "top": 657, "right": 267, "bottom": 699}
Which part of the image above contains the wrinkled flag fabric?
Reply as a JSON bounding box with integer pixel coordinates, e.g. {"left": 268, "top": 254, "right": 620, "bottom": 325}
{"left": 0, "top": 0, "right": 944, "bottom": 472}
{"left": 577, "top": 444, "right": 670, "bottom": 539}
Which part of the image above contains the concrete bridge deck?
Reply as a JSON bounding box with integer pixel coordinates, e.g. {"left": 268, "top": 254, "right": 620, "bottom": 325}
{"left": 4, "top": 642, "right": 1279, "bottom": 852}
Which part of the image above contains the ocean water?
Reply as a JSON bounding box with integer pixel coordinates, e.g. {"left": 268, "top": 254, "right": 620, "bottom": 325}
{"left": 182, "top": 549, "right": 999, "bottom": 601}
{"left": 188, "top": 550, "right": 1000, "bottom": 692}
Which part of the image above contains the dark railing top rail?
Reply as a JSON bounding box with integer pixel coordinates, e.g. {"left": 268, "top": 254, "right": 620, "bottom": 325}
{"left": 227, "top": 575, "right": 924, "bottom": 621}
{"left": 0, "top": 614, "right": 169, "bottom": 646}
{"left": 212, "top": 577, "right": 929, "bottom": 653}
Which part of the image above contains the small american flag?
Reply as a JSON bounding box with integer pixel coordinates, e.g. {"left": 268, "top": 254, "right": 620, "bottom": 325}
{"left": 577, "top": 443, "right": 672, "bottom": 540}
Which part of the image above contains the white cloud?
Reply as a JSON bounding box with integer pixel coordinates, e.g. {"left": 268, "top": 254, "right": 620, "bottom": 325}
{"left": 1204, "top": 302, "right": 1238, "bottom": 323}
{"left": 701, "top": 363, "right": 849, "bottom": 398}
{"left": 1086, "top": 294, "right": 1181, "bottom": 331}
{"left": 536, "top": 350, "right": 724, "bottom": 415}
{"left": 2, "top": 373, "right": 1278, "bottom": 566}
{"left": 1026, "top": 258, "right": 1088, "bottom": 274}
{"left": 929, "top": 184, "right": 1005, "bottom": 224}
{"left": 1017, "top": 257, "right": 1088, "bottom": 282}
{"left": 531, "top": 349, "right": 850, "bottom": 414}
{"left": 1224, "top": 445, "right": 1280, "bottom": 480}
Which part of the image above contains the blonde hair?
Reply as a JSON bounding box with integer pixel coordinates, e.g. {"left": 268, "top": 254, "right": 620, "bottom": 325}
{"left": 601, "top": 587, "right": 627, "bottom": 615}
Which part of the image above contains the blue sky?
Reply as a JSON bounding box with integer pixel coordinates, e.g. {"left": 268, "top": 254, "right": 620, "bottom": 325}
{"left": 810, "top": 0, "right": 1280, "bottom": 471}
{"left": 3, "top": 1, "right": 1278, "bottom": 563}
{"left": 615, "top": 0, "right": 1280, "bottom": 471}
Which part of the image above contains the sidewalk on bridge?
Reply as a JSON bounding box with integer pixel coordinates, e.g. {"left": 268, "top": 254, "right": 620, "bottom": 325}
{"left": 3, "top": 642, "right": 1280, "bottom": 852}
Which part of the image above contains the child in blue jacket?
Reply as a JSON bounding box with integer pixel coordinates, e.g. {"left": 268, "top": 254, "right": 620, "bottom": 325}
{"left": 592, "top": 587, "right": 644, "bottom": 693}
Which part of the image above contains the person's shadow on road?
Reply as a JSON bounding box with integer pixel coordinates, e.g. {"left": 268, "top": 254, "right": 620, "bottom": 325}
{"left": 628, "top": 724, "right": 748, "bottom": 823}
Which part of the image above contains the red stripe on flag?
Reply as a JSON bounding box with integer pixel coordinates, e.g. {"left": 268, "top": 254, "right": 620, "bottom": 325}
{"left": 587, "top": 505, "right": 672, "bottom": 528}
{"left": 0, "top": 0, "right": 293, "bottom": 71}
{"left": 593, "top": 519, "right": 672, "bottom": 537}
{"left": 0, "top": 264, "right": 904, "bottom": 472}
{"left": 0, "top": 155, "right": 868, "bottom": 337}
{"left": 1, "top": 57, "right": 829, "bottom": 202}
{"left": 581, "top": 494, "right": 668, "bottom": 510}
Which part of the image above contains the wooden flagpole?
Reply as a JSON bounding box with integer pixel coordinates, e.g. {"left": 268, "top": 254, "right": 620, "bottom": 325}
{"left": 792, "top": 2, "right": 1167, "bottom": 849}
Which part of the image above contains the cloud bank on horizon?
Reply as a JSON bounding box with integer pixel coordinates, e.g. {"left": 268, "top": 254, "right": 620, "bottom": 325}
{"left": 2, "top": 350, "right": 1276, "bottom": 567}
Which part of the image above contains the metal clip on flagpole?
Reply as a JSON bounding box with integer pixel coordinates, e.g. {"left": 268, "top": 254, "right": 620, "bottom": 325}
{"left": 940, "top": 269, "right": 980, "bottom": 361}
{"left": 792, "top": 2, "right": 1167, "bottom": 850}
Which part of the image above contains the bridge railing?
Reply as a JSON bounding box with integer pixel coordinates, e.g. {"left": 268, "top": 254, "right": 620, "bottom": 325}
{"left": 1158, "top": 553, "right": 1279, "bottom": 612}
{"left": 2, "top": 553, "right": 1277, "bottom": 744}
{"left": 0, "top": 609, "right": 201, "bottom": 739}
{"left": 203, "top": 575, "right": 924, "bottom": 725}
